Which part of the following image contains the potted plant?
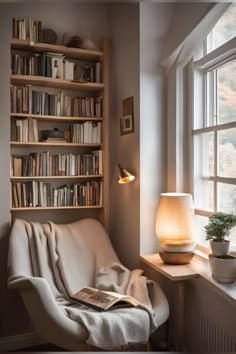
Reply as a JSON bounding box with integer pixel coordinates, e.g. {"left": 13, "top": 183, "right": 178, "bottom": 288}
{"left": 206, "top": 212, "right": 236, "bottom": 283}
{"left": 205, "top": 212, "right": 236, "bottom": 256}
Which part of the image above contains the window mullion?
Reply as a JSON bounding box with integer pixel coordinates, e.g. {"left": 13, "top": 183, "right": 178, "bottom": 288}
{"left": 192, "top": 121, "right": 236, "bottom": 135}
{"left": 214, "top": 130, "right": 218, "bottom": 212}
{"left": 213, "top": 69, "right": 218, "bottom": 212}
{"left": 215, "top": 69, "right": 218, "bottom": 126}
{"left": 204, "top": 71, "right": 208, "bottom": 127}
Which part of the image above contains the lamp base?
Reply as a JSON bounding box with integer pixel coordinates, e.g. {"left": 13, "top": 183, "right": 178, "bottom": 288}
{"left": 159, "top": 251, "right": 194, "bottom": 265}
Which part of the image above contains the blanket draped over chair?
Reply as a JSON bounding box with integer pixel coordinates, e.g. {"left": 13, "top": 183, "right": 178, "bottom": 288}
{"left": 8, "top": 218, "right": 168, "bottom": 350}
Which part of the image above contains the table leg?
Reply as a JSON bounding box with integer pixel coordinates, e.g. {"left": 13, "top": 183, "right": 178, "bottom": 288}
{"left": 177, "top": 281, "right": 184, "bottom": 351}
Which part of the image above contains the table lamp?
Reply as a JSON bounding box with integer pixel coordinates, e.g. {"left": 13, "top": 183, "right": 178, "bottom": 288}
{"left": 156, "top": 192, "right": 195, "bottom": 264}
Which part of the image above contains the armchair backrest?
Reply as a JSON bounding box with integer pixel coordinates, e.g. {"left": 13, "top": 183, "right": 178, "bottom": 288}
{"left": 8, "top": 218, "right": 120, "bottom": 297}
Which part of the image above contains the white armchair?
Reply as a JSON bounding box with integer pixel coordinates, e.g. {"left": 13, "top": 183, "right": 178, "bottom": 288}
{"left": 8, "top": 218, "right": 169, "bottom": 350}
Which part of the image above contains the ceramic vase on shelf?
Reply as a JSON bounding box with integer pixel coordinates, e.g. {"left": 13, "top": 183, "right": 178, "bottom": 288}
{"left": 81, "top": 34, "right": 99, "bottom": 51}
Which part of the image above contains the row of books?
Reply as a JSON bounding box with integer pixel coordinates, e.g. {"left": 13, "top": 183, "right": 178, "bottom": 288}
{"left": 12, "top": 17, "right": 42, "bottom": 42}
{"left": 80, "top": 63, "right": 102, "bottom": 84}
{"left": 11, "top": 181, "right": 103, "bottom": 208}
{"left": 11, "top": 52, "right": 102, "bottom": 83}
{"left": 31, "top": 90, "right": 102, "bottom": 117}
{"left": 11, "top": 150, "right": 103, "bottom": 177}
{"left": 11, "top": 85, "right": 103, "bottom": 117}
{"left": 10, "top": 118, "right": 102, "bottom": 144}
{"left": 11, "top": 118, "right": 39, "bottom": 142}
{"left": 11, "top": 85, "right": 29, "bottom": 114}
{"left": 71, "top": 122, "right": 102, "bottom": 144}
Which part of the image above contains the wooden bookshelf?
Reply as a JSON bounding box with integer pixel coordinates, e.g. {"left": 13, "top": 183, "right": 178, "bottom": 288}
{"left": 10, "top": 142, "right": 102, "bottom": 147}
{"left": 10, "top": 175, "right": 103, "bottom": 181}
{"left": 10, "top": 113, "right": 103, "bottom": 122}
{"left": 11, "top": 75, "right": 104, "bottom": 91}
{"left": 11, "top": 38, "right": 103, "bottom": 60}
{"left": 10, "top": 205, "right": 104, "bottom": 211}
{"left": 10, "top": 30, "right": 109, "bottom": 228}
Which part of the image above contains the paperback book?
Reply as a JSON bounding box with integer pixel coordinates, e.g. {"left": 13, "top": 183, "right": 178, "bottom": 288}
{"left": 70, "top": 287, "right": 139, "bottom": 312}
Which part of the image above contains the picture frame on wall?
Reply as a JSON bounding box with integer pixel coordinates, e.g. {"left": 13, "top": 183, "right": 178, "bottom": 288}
{"left": 120, "top": 96, "right": 134, "bottom": 135}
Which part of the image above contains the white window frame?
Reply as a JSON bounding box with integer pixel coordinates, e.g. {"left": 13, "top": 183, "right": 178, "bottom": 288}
{"left": 191, "top": 36, "right": 236, "bottom": 250}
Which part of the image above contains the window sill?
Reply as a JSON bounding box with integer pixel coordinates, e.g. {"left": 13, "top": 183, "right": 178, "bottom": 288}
{"left": 140, "top": 251, "right": 236, "bottom": 307}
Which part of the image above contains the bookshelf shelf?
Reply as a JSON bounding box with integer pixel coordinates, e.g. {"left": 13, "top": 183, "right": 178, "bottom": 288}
{"left": 10, "top": 175, "right": 103, "bottom": 181}
{"left": 11, "top": 75, "right": 104, "bottom": 91}
{"left": 11, "top": 39, "right": 103, "bottom": 61}
{"left": 10, "top": 19, "right": 109, "bottom": 228}
{"left": 10, "top": 205, "right": 104, "bottom": 211}
{"left": 10, "top": 142, "right": 102, "bottom": 147}
{"left": 10, "top": 113, "right": 103, "bottom": 122}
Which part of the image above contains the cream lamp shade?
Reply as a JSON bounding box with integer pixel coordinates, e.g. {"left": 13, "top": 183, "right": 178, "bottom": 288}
{"left": 156, "top": 193, "right": 195, "bottom": 253}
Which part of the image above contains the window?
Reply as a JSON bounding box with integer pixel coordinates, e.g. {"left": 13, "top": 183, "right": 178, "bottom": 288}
{"left": 191, "top": 4, "right": 236, "bottom": 247}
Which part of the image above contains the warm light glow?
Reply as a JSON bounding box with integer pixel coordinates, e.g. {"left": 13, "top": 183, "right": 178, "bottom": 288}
{"left": 117, "top": 164, "right": 135, "bottom": 184}
{"left": 118, "top": 175, "right": 135, "bottom": 184}
{"left": 156, "top": 193, "right": 195, "bottom": 252}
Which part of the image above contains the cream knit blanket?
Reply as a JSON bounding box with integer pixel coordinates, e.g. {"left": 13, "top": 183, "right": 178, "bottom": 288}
{"left": 8, "top": 219, "right": 162, "bottom": 349}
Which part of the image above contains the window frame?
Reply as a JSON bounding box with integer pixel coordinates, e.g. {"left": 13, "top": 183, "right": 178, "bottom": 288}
{"left": 190, "top": 37, "right": 236, "bottom": 250}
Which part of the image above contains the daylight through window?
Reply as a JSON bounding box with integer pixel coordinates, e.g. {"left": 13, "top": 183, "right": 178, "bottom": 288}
{"left": 191, "top": 4, "right": 236, "bottom": 247}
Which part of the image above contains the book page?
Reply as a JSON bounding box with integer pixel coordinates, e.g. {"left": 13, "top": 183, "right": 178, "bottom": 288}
{"left": 71, "top": 287, "right": 138, "bottom": 311}
{"left": 104, "top": 291, "right": 139, "bottom": 307}
{"left": 72, "top": 288, "right": 118, "bottom": 310}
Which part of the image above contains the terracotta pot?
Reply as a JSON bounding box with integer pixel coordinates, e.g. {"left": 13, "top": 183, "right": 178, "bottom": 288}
{"left": 210, "top": 240, "right": 230, "bottom": 256}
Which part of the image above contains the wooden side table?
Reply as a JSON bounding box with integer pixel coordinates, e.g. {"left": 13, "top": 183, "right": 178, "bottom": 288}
{"left": 140, "top": 254, "right": 200, "bottom": 351}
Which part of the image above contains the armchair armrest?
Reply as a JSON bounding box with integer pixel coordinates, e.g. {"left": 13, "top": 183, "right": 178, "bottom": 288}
{"left": 8, "top": 276, "right": 88, "bottom": 350}
{"left": 149, "top": 281, "right": 169, "bottom": 327}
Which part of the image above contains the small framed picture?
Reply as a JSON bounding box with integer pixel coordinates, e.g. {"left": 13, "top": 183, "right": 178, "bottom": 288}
{"left": 120, "top": 96, "right": 134, "bottom": 135}
{"left": 120, "top": 114, "right": 133, "bottom": 134}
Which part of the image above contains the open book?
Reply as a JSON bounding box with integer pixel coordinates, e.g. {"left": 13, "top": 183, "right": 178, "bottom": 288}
{"left": 70, "top": 287, "right": 139, "bottom": 312}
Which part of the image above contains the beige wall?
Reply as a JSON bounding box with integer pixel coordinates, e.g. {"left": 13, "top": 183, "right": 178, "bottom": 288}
{"left": 109, "top": 3, "right": 175, "bottom": 267}
{"left": 140, "top": 3, "right": 175, "bottom": 255}
{"left": 109, "top": 3, "right": 140, "bottom": 269}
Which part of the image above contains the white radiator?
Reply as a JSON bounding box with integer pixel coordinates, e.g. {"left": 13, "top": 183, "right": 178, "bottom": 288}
{"left": 184, "top": 302, "right": 236, "bottom": 352}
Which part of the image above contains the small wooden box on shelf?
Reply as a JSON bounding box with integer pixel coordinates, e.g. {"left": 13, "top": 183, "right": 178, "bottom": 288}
{"left": 10, "top": 18, "right": 109, "bottom": 229}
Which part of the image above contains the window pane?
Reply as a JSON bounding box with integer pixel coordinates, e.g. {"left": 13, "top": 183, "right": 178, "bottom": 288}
{"left": 206, "top": 70, "right": 215, "bottom": 127}
{"left": 207, "top": 3, "right": 236, "bottom": 53}
{"left": 194, "top": 133, "right": 214, "bottom": 211}
{"left": 194, "top": 132, "right": 214, "bottom": 177}
{"left": 193, "top": 214, "right": 208, "bottom": 246}
{"left": 218, "top": 128, "right": 236, "bottom": 178}
{"left": 217, "top": 60, "right": 236, "bottom": 125}
{"left": 229, "top": 226, "right": 236, "bottom": 244}
{"left": 194, "top": 179, "right": 214, "bottom": 212}
{"left": 218, "top": 183, "right": 236, "bottom": 212}
{"left": 193, "top": 70, "right": 205, "bottom": 130}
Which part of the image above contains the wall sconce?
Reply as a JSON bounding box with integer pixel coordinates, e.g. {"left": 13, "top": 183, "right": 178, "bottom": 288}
{"left": 156, "top": 192, "right": 195, "bottom": 264}
{"left": 117, "top": 164, "right": 135, "bottom": 184}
